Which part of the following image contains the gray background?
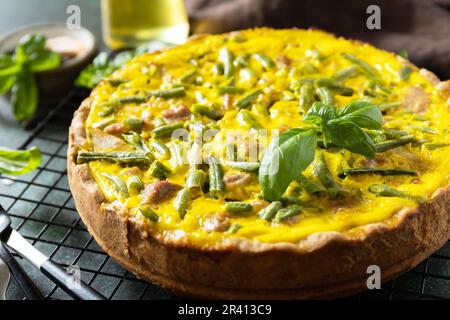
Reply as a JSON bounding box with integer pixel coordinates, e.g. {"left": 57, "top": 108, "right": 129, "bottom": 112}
{"left": 0, "top": 0, "right": 102, "bottom": 149}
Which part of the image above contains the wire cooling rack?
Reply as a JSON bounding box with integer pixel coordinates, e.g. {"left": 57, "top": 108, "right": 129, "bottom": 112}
{"left": 0, "top": 88, "right": 448, "bottom": 300}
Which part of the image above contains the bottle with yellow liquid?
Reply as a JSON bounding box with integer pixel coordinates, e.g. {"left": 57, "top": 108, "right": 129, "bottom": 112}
{"left": 101, "top": 0, "right": 189, "bottom": 49}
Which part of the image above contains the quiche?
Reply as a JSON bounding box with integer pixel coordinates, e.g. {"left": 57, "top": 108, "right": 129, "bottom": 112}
{"left": 68, "top": 28, "right": 450, "bottom": 299}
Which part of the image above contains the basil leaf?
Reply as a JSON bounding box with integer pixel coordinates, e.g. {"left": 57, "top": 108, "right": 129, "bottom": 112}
{"left": 0, "top": 75, "right": 15, "bottom": 94}
{"left": 0, "top": 54, "right": 21, "bottom": 77}
{"left": 333, "top": 100, "right": 382, "bottom": 130}
{"left": 28, "top": 51, "right": 61, "bottom": 72}
{"left": 304, "top": 102, "right": 336, "bottom": 124}
{"left": 259, "top": 129, "right": 317, "bottom": 201}
{"left": 11, "top": 67, "right": 38, "bottom": 121}
{"left": 325, "top": 121, "right": 376, "bottom": 157}
{"left": 0, "top": 146, "right": 41, "bottom": 175}
{"left": 14, "top": 34, "right": 47, "bottom": 64}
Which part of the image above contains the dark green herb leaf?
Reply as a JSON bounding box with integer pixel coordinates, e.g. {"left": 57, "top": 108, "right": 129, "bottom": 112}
{"left": 333, "top": 100, "right": 382, "bottom": 130}
{"left": 0, "top": 146, "right": 41, "bottom": 175}
{"left": 259, "top": 129, "right": 317, "bottom": 201}
{"left": 11, "top": 66, "right": 38, "bottom": 121}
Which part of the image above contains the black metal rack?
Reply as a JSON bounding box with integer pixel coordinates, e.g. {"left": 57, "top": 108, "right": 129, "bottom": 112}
{"left": 0, "top": 88, "right": 448, "bottom": 300}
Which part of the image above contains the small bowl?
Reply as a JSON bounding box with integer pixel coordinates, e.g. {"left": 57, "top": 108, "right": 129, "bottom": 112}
{"left": 0, "top": 23, "right": 98, "bottom": 103}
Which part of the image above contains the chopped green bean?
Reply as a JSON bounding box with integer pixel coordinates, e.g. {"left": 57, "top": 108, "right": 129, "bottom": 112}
{"left": 375, "top": 135, "right": 416, "bottom": 152}
{"left": 216, "top": 86, "right": 246, "bottom": 94}
{"left": 369, "top": 184, "right": 422, "bottom": 202}
{"left": 258, "top": 201, "right": 282, "bottom": 221}
{"left": 228, "top": 223, "right": 243, "bottom": 234}
{"left": 315, "top": 78, "right": 354, "bottom": 96}
{"left": 106, "top": 79, "right": 128, "bottom": 87}
{"left": 236, "top": 89, "right": 261, "bottom": 108}
{"left": 378, "top": 101, "right": 402, "bottom": 112}
{"left": 253, "top": 53, "right": 275, "bottom": 69}
{"left": 124, "top": 118, "right": 144, "bottom": 132}
{"left": 425, "top": 143, "right": 450, "bottom": 150}
{"left": 299, "top": 81, "right": 315, "bottom": 112}
{"left": 92, "top": 118, "right": 116, "bottom": 129}
{"left": 297, "top": 174, "right": 326, "bottom": 196}
{"left": 127, "top": 176, "right": 144, "bottom": 194}
{"left": 315, "top": 87, "right": 334, "bottom": 105}
{"left": 139, "top": 206, "right": 159, "bottom": 223}
{"left": 274, "top": 205, "right": 302, "bottom": 223}
{"left": 186, "top": 168, "right": 206, "bottom": 196}
{"left": 77, "top": 151, "right": 151, "bottom": 167}
{"left": 150, "top": 141, "right": 171, "bottom": 159}
{"left": 149, "top": 161, "right": 171, "bottom": 180}
{"left": 147, "top": 87, "right": 186, "bottom": 99}
{"left": 341, "top": 52, "right": 379, "bottom": 80}
{"left": 117, "top": 96, "right": 147, "bottom": 105}
{"left": 101, "top": 173, "right": 129, "bottom": 198}
{"left": 207, "top": 157, "right": 225, "bottom": 198}
{"left": 331, "top": 66, "right": 359, "bottom": 82}
{"left": 340, "top": 168, "right": 418, "bottom": 178}
{"left": 312, "top": 151, "right": 348, "bottom": 198}
{"left": 238, "top": 109, "right": 262, "bottom": 129}
{"left": 219, "top": 47, "right": 235, "bottom": 78}
{"left": 233, "top": 53, "right": 250, "bottom": 67}
{"left": 399, "top": 65, "right": 413, "bottom": 80}
{"left": 225, "top": 201, "right": 253, "bottom": 213}
{"left": 122, "top": 132, "right": 151, "bottom": 153}
{"left": 152, "top": 122, "right": 184, "bottom": 138}
{"left": 175, "top": 188, "right": 192, "bottom": 219}
{"left": 193, "top": 104, "right": 223, "bottom": 120}
{"left": 225, "top": 161, "right": 260, "bottom": 172}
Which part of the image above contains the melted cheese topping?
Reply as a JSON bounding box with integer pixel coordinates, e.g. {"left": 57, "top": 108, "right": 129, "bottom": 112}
{"left": 83, "top": 28, "right": 450, "bottom": 247}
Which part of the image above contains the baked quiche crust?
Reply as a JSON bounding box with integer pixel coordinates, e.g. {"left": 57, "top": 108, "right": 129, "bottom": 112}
{"left": 68, "top": 29, "right": 450, "bottom": 299}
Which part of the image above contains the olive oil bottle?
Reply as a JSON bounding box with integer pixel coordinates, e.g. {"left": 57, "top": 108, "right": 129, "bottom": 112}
{"left": 101, "top": 0, "right": 189, "bottom": 49}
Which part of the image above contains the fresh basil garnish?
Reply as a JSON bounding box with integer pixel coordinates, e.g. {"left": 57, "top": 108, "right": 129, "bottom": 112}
{"left": 259, "top": 129, "right": 316, "bottom": 201}
{"left": 0, "top": 146, "right": 42, "bottom": 175}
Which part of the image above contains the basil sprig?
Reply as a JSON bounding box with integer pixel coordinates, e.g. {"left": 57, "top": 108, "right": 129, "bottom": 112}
{"left": 0, "top": 34, "right": 61, "bottom": 121}
{"left": 304, "top": 101, "right": 382, "bottom": 157}
{"left": 0, "top": 146, "right": 42, "bottom": 175}
{"left": 259, "top": 100, "right": 382, "bottom": 200}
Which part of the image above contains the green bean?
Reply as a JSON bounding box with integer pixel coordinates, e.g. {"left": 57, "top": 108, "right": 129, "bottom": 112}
{"left": 300, "top": 63, "right": 319, "bottom": 74}
{"left": 375, "top": 135, "right": 416, "bottom": 152}
{"left": 139, "top": 206, "right": 159, "bottom": 223}
{"left": 225, "top": 201, "right": 253, "bottom": 213}
{"left": 149, "top": 161, "right": 171, "bottom": 180}
{"left": 122, "top": 132, "right": 151, "bottom": 153}
{"left": 228, "top": 223, "right": 243, "bottom": 234}
{"left": 297, "top": 174, "right": 327, "bottom": 197}
{"left": 219, "top": 47, "right": 235, "bottom": 78}
{"left": 307, "top": 48, "right": 325, "bottom": 61}
{"left": 212, "top": 63, "right": 224, "bottom": 75}
{"left": 238, "top": 110, "right": 262, "bottom": 129}
{"left": 315, "top": 78, "right": 354, "bottom": 96}
{"left": 399, "top": 65, "right": 413, "bottom": 81}
{"left": 369, "top": 184, "right": 422, "bottom": 202}
{"left": 224, "top": 161, "right": 260, "bottom": 172}
{"left": 178, "top": 70, "right": 197, "bottom": 84}
{"left": 312, "top": 151, "right": 348, "bottom": 198}
{"left": 236, "top": 89, "right": 261, "bottom": 108}
{"left": 186, "top": 168, "right": 206, "bottom": 196}
{"left": 378, "top": 101, "right": 402, "bottom": 112}
{"left": 98, "top": 106, "right": 116, "bottom": 118}
{"left": 207, "top": 157, "right": 225, "bottom": 198}
{"left": 280, "top": 196, "right": 321, "bottom": 211}
{"left": 339, "top": 168, "right": 418, "bottom": 178}
{"left": 315, "top": 87, "right": 334, "bottom": 105}
{"left": 92, "top": 118, "right": 116, "bottom": 129}
{"left": 117, "top": 96, "right": 147, "bottom": 105}
{"left": 341, "top": 52, "right": 379, "bottom": 80}
{"left": 150, "top": 141, "right": 171, "bottom": 159}
{"left": 175, "top": 188, "right": 192, "bottom": 219}
{"left": 382, "top": 128, "right": 409, "bottom": 139}
{"left": 152, "top": 122, "right": 184, "bottom": 138}
{"left": 425, "top": 143, "right": 450, "bottom": 150}
{"left": 101, "top": 173, "right": 129, "bottom": 198}
{"left": 127, "top": 176, "right": 144, "bottom": 194}
{"left": 216, "top": 86, "right": 246, "bottom": 95}
{"left": 77, "top": 151, "right": 151, "bottom": 167}
{"left": 124, "top": 118, "right": 144, "bottom": 132}
{"left": 253, "top": 53, "right": 275, "bottom": 69}
{"left": 258, "top": 201, "right": 282, "bottom": 221}
{"left": 233, "top": 53, "right": 250, "bottom": 67}
{"left": 406, "top": 125, "right": 437, "bottom": 134}
{"left": 193, "top": 104, "right": 223, "bottom": 120}
{"left": 274, "top": 205, "right": 302, "bottom": 223}
{"left": 366, "top": 130, "right": 386, "bottom": 143}
{"left": 147, "top": 87, "right": 186, "bottom": 99}
{"left": 299, "top": 81, "right": 315, "bottom": 112}
{"left": 331, "top": 66, "right": 359, "bottom": 82}
{"left": 168, "top": 142, "right": 186, "bottom": 170}
{"left": 106, "top": 79, "right": 128, "bottom": 87}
